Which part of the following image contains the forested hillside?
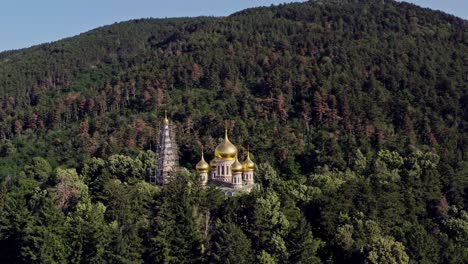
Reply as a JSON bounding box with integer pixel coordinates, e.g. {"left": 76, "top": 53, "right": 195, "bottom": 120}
{"left": 0, "top": 0, "right": 467, "bottom": 263}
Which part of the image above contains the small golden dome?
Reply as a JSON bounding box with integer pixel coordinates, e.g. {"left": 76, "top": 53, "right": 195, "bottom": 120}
{"left": 163, "top": 110, "right": 169, "bottom": 125}
{"left": 214, "top": 128, "right": 237, "bottom": 160}
{"left": 243, "top": 151, "right": 255, "bottom": 171}
{"left": 231, "top": 158, "right": 243, "bottom": 174}
{"left": 196, "top": 151, "right": 209, "bottom": 173}
{"left": 210, "top": 158, "right": 217, "bottom": 169}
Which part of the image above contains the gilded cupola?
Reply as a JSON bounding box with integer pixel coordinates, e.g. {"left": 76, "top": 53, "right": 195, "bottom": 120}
{"left": 214, "top": 128, "right": 237, "bottom": 160}
{"left": 210, "top": 158, "right": 217, "bottom": 170}
{"left": 243, "top": 151, "right": 255, "bottom": 171}
{"left": 231, "top": 157, "right": 244, "bottom": 174}
{"left": 195, "top": 150, "right": 209, "bottom": 173}
{"left": 163, "top": 110, "right": 169, "bottom": 125}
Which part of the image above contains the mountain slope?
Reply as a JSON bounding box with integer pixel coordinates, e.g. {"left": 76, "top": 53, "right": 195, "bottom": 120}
{"left": 0, "top": 0, "right": 467, "bottom": 263}
{"left": 0, "top": 0, "right": 465, "bottom": 167}
{"left": 0, "top": 0, "right": 466, "bottom": 177}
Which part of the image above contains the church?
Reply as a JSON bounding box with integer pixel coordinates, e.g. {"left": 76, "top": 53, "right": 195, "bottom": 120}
{"left": 195, "top": 128, "right": 255, "bottom": 191}
{"left": 151, "top": 113, "right": 255, "bottom": 193}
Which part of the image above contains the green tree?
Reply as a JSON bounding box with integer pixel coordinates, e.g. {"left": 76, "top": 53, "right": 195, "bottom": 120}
{"left": 0, "top": 176, "right": 40, "bottom": 262}
{"left": 23, "top": 157, "right": 52, "bottom": 182}
{"left": 20, "top": 188, "right": 70, "bottom": 263}
{"left": 209, "top": 220, "right": 254, "bottom": 264}
{"left": 149, "top": 172, "right": 203, "bottom": 264}
{"left": 258, "top": 250, "right": 276, "bottom": 264}
{"left": 252, "top": 191, "right": 290, "bottom": 261}
{"left": 364, "top": 236, "right": 409, "bottom": 264}
{"left": 65, "top": 201, "right": 110, "bottom": 264}
{"left": 107, "top": 154, "right": 145, "bottom": 181}
{"left": 0, "top": 139, "right": 17, "bottom": 157}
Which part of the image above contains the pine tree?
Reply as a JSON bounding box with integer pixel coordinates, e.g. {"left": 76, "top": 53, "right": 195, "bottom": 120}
{"left": 209, "top": 220, "right": 254, "bottom": 264}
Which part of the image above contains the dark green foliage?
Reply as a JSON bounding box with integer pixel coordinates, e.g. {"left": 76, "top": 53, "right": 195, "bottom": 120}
{"left": 148, "top": 172, "right": 204, "bottom": 264}
{"left": 23, "top": 157, "right": 52, "bottom": 182}
{"left": 208, "top": 221, "right": 254, "bottom": 264}
{"left": 65, "top": 201, "right": 110, "bottom": 264}
{"left": 0, "top": 0, "right": 467, "bottom": 263}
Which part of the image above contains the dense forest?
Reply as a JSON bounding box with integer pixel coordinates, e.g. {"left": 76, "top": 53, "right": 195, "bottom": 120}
{"left": 0, "top": 0, "right": 467, "bottom": 263}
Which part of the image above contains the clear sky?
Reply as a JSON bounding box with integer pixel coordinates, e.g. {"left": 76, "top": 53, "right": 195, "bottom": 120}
{"left": 0, "top": 0, "right": 466, "bottom": 52}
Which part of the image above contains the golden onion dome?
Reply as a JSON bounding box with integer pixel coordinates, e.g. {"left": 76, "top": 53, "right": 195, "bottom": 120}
{"left": 231, "top": 158, "right": 244, "bottom": 174}
{"left": 243, "top": 151, "right": 255, "bottom": 171}
{"left": 210, "top": 158, "right": 217, "bottom": 170}
{"left": 195, "top": 151, "right": 209, "bottom": 173}
{"left": 214, "top": 129, "right": 237, "bottom": 160}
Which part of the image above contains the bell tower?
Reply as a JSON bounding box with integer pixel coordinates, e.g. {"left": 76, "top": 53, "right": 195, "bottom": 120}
{"left": 151, "top": 111, "right": 179, "bottom": 185}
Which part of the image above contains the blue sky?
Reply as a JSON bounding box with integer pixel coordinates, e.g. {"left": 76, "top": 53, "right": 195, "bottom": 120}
{"left": 0, "top": 0, "right": 466, "bottom": 52}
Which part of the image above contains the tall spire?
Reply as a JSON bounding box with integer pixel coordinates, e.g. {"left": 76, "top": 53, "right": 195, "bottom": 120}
{"left": 152, "top": 113, "right": 179, "bottom": 185}
{"left": 164, "top": 110, "right": 169, "bottom": 125}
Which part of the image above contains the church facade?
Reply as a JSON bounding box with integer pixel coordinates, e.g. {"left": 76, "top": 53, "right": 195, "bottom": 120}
{"left": 152, "top": 114, "right": 255, "bottom": 193}
{"left": 195, "top": 128, "right": 255, "bottom": 191}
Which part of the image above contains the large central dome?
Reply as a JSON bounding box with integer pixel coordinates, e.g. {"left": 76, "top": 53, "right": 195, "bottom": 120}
{"left": 215, "top": 129, "right": 237, "bottom": 160}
